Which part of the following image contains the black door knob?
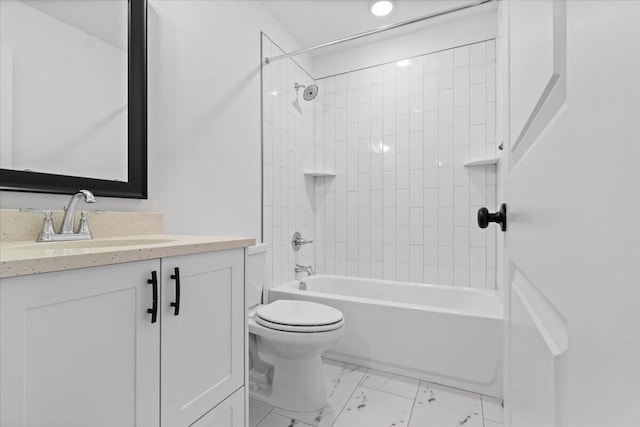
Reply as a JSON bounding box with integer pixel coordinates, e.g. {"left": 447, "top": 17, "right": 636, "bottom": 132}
{"left": 477, "top": 204, "right": 507, "bottom": 232}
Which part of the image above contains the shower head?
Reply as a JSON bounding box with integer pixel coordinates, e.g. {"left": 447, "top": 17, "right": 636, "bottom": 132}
{"left": 303, "top": 84, "right": 318, "bottom": 101}
{"left": 294, "top": 83, "right": 319, "bottom": 101}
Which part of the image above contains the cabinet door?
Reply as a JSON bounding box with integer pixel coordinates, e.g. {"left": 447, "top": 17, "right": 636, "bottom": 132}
{"left": 161, "top": 249, "right": 245, "bottom": 427}
{"left": 190, "top": 388, "right": 245, "bottom": 427}
{"left": 0, "top": 260, "right": 160, "bottom": 427}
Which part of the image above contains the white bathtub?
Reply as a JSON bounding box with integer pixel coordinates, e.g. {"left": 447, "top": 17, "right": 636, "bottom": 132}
{"left": 269, "top": 275, "right": 503, "bottom": 398}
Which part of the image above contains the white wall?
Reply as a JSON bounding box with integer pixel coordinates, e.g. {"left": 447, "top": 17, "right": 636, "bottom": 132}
{"left": 313, "top": 10, "right": 497, "bottom": 79}
{"left": 313, "top": 41, "right": 498, "bottom": 287}
{"left": 0, "top": 1, "right": 310, "bottom": 241}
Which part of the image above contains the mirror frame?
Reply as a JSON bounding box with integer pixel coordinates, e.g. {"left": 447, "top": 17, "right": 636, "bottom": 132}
{"left": 0, "top": 0, "right": 148, "bottom": 199}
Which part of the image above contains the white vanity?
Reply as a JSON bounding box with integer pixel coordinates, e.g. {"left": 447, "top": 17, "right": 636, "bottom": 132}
{"left": 0, "top": 210, "right": 254, "bottom": 427}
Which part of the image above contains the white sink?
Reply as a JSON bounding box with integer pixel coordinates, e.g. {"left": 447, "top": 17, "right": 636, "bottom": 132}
{"left": 17, "top": 238, "right": 177, "bottom": 250}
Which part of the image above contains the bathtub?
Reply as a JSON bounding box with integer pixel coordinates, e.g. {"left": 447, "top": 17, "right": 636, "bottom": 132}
{"left": 269, "top": 275, "right": 503, "bottom": 398}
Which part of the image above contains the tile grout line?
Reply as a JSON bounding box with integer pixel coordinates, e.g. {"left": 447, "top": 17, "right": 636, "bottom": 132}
{"left": 253, "top": 406, "right": 272, "bottom": 427}
{"left": 356, "top": 369, "right": 419, "bottom": 401}
{"left": 330, "top": 367, "right": 371, "bottom": 427}
{"left": 356, "top": 382, "right": 417, "bottom": 402}
{"left": 406, "top": 379, "right": 424, "bottom": 427}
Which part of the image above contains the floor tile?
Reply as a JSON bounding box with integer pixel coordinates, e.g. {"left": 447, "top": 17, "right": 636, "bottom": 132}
{"left": 256, "top": 412, "right": 314, "bottom": 427}
{"left": 360, "top": 368, "right": 420, "bottom": 399}
{"left": 408, "top": 382, "right": 483, "bottom": 427}
{"left": 482, "top": 395, "right": 504, "bottom": 422}
{"left": 251, "top": 358, "right": 504, "bottom": 427}
{"left": 272, "top": 359, "right": 367, "bottom": 427}
{"left": 332, "top": 386, "right": 414, "bottom": 427}
{"left": 250, "top": 398, "right": 272, "bottom": 427}
{"left": 482, "top": 396, "right": 504, "bottom": 423}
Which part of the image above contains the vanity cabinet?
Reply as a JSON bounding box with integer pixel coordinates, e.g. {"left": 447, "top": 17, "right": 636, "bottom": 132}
{"left": 0, "top": 259, "right": 161, "bottom": 427}
{"left": 0, "top": 248, "right": 246, "bottom": 427}
{"left": 161, "top": 249, "right": 245, "bottom": 427}
{"left": 189, "top": 388, "right": 245, "bottom": 427}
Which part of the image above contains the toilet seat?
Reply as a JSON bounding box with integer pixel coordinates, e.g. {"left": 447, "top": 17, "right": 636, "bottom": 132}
{"left": 255, "top": 316, "right": 344, "bottom": 333}
{"left": 254, "top": 300, "right": 344, "bottom": 333}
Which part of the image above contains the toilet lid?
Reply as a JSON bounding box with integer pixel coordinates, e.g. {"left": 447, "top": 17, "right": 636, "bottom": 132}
{"left": 255, "top": 300, "right": 343, "bottom": 332}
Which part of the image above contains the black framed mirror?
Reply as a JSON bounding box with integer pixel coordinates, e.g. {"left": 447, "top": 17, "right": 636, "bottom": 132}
{"left": 0, "top": 0, "right": 147, "bottom": 199}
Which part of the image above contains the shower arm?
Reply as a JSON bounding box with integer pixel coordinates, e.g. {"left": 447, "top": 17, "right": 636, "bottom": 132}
{"left": 264, "top": 0, "right": 494, "bottom": 64}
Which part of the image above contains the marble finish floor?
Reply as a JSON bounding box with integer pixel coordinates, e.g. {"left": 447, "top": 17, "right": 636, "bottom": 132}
{"left": 249, "top": 358, "right": 504, "bottom": 427}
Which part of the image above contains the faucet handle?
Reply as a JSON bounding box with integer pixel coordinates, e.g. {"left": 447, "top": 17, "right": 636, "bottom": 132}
{"left": 77, "top": 211, "right": 92, "bottom": 236}
{"left": 291, "top": 231, "right": 314, "bottom": 251}
{"left": 20, "top": 208, "right": 50, "bottom": 215}
{"left": 20, "top": 208, "right": 56, "bottom": 241}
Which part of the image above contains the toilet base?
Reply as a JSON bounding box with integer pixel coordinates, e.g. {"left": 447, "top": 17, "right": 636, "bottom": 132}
{"left": 249, "top": 354, "right": 327, "bottom": 412}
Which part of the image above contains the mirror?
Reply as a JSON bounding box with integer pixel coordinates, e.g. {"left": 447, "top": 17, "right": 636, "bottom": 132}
{"left": 0, "top": 0, "right": 147, "bottom": 198}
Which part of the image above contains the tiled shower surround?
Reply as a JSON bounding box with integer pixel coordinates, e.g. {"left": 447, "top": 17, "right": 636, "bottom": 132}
{"left": 314, "top": 40, "right": 497, "bottom": 288}
{"left": 262, "top": 35, "right": 315, "bottom": 289}
{"left": 263, "top": 39, "right": 497, "bottom": 289}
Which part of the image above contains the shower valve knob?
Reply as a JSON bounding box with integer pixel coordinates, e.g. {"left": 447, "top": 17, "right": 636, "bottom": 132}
{"left": 291, "top": 231, "right": 313, "bottom": 251}
{"left": 477, "top": 204, "right": 507, "bottom": 232}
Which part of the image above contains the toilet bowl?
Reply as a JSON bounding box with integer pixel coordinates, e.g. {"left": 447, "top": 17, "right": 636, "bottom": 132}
{"left": 249, "top": 300, "right": 345, "bottom": 412}
{"left": 246, "top": 245, "right": 345, "bottom": 412}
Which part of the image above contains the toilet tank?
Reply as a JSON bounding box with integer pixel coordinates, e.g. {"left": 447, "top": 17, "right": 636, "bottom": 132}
{"left": 246, "top": 244, "right": 268, "bottom": 308}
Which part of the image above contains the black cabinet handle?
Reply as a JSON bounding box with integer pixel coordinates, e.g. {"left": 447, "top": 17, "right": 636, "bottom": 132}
{"left": 478, "top": 204, "right": 507, "bottom": 232}
{"left": 147, "top": 271, "right": 158, "bottom": 323}
{"left": 170, "top": 267, "right": 181, "bottom": 316}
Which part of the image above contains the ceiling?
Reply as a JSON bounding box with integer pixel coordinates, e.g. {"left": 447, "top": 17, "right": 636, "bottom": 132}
{"left": 261, "top": 0, "right": 495, "bottom": 58}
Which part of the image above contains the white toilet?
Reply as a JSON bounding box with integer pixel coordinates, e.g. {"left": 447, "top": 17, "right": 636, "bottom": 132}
{"left": 246, "top": 244, "right": 345, "bottom": 412}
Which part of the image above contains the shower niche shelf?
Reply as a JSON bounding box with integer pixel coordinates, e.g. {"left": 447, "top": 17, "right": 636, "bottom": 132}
{"left": 303, "top": 171, "right": 336, "bottom": 177}
{"left": 463, "top": 156, "right": 501, "bottom": 167}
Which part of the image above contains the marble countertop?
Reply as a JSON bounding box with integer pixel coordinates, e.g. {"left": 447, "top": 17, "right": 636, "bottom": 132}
{"left": 0, "top": 235, "right": 255, "bottom": 279}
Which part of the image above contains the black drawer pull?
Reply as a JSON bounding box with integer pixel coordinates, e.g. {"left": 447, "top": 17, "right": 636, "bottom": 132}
{"left": 147, "top": 271, "right": 158, "bottom": 323}
{"left": 170, "top": 267, "right": 181, "bottom": 316}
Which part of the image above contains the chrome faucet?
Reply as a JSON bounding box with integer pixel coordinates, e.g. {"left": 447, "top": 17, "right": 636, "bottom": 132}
{"left": 295, "top": 264, "right": 315, "bottom": 276}
{"left": 60, "top": 190, "right": 95, "bottom": 234}
{"left": 20, "top": 190, "right": 96, "bottom": 242}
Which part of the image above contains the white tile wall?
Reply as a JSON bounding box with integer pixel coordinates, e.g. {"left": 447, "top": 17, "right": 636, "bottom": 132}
{"left": 314, "top": 40, "right": 498, "bottom": 288}
{"left": 262, "top": 36, "right": 315, "bottom": 290}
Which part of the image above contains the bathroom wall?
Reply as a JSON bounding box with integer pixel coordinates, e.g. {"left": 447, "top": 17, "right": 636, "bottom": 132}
{"left": 261, "top": 35, "right": 315, "bottom": 289}
{"left": 313, "top": 40, "right": 498, "bottom": 288}
{"left": 313, "top": 7, "right": 497, "bottom": 79}
{"left": 0, "top": 1, "right": 309, "bottom": 242}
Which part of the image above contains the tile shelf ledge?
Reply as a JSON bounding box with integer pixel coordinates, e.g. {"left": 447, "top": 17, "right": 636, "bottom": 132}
{"left": 463, "top": 156, "right": 501, "bottom": 167}
{"left": 303, "top": 171, "right": 336, "bottom": 177}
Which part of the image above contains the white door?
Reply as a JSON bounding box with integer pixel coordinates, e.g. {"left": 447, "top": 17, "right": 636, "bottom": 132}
{"left": 0, "top": 260, "right": 161, "bottom": 427}
{"left": 501, "top": 1, "right": 640, "bottom": 426}
{"left": 161, "top": 249, "right": 245, "bottom": 427}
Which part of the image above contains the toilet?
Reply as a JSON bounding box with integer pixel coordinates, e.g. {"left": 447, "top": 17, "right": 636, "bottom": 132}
{"left": 246, "top": 244, "right": 345, "bottom": 412}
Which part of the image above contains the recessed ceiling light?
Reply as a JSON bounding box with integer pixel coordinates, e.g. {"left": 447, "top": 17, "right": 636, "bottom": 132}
{"left": 371, "top": 0, "right": 393, "bottom": 17}
{"left": 397, "top": 59, "right": 410, "bottom": 67}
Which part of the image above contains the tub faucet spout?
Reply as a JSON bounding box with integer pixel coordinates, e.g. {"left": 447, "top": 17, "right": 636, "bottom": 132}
{"left": 295, "top": 264, "right": 315, "bottom": 276}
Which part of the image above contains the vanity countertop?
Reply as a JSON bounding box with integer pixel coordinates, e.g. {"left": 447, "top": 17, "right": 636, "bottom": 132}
{"left": 0, "top": 235, "right": 256, "bottom": 279}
